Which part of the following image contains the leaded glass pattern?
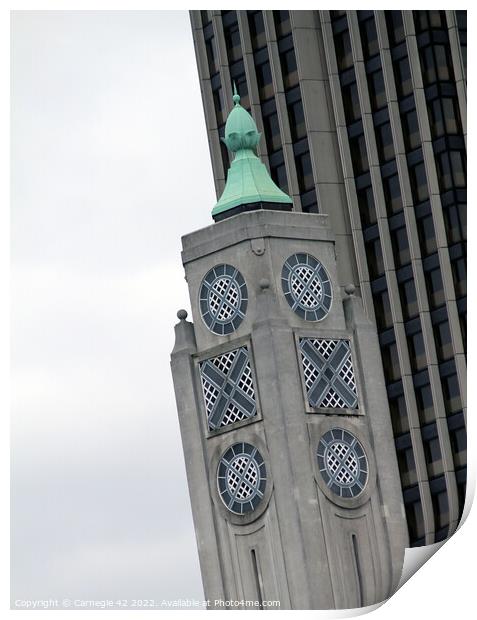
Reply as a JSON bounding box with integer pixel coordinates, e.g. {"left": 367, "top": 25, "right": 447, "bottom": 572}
{"left": 281, "top": 253, "right": 332, "bottom": 321}
{"left": 217, "top": 442, "right": 266, "bottom": 514}
{"left": 317, "top": 428, "right": 368, "bottom": 498}
{"left": 199, "top": 264, "right": 248, "bottom": 335}
{"left": 199, "top": 346, "right": 257, "bottom": 430}
{"left": 299, "top": 338, "right": 358, "bottom": 408}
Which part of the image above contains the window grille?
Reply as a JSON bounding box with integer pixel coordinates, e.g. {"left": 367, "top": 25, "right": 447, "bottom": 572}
{"left": 317, "top": 428, "right": 368, "bottom": 498}
{"left": 281, "top": 253, "right": 332, "bottom": 321}
{"left": 299, "top": 338, "right": 358, "bottom": 408}
{"left": 217, "top": 443, "right": 266, "bottom": 514}
{"left": 199, "top": 264, "right": 248, "bottom": 335}
{"left": 200, "top": 347, "right": 257, "bottom": 430}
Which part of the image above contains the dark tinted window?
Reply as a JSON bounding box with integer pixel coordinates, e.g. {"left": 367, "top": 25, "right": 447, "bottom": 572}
{"left": 415, "top": 206, "right": 437, "bottom": 256}
{"left": 450, "top": 242, "right": 466, "bottom": 297}
{"left": 262, "top": 100, "right": 281, "bottom": 153}
{"left": 403, "top": 485, "right": 426, "bottom": 545}
{"left": 409, "top": 160, "right": 429, "bottom": 204}
{"left": 398, "top": 268, "right": 419, "bottom": 320}
{"left": 432, "top": 309, "right": 454, "bottom": 362}
{"left": 273, "top": 10, "right": 291, "bottom": 38}
{"left": 406, "top": 319, "right": 427, "bottom": 372}
{"left": 429, "top": 475, "right": 450, "bottom": 539}
{"left": 335, "top": 29, "right": 353, "bottom": 71}
{"left": 394, "top": 57, "right": 413, "bottom": 98}
{"left": 212, "top": 77, "right": 225, "bottom": 126}
{"left": 218, "top": 123, "right": 230, "bottom": 172}
{"left": 383, "top": 172, "right": 403, "bottom": 215}
{"left": 375, "top": 121, "right": 395, "bottom": 163}
{"left": 386, "top": 11, "right": 405, "bottom": 46}
{"left": 420, "top": 44, "right": 454, "bottom": 86}
{"left": 350, "top": 133, "right": 369, "bottom": 175}
{"left": 223, "top": 15, "right": 242, "bottom": 64}
{"left": 248, "top": 11, "right": 266, "bottom": 50}
{"left": 295, "top": 148, "right": 314, "bottom": 193}
{"left": 380, "top": 330, "right": 401, "bottom": 383}
{"left": 269, "top": 150, "right": 288, "bottom": 193}
{"left": 359, "top": 15, "right": 379, "bottom": 59}
{"left": 205, "top": 35, "right": 218, "bottom": 76}
{"left": 301, "top": 188, "right": 318, "bottom": 214}
{"left": 390, "top": 223, "right": 411, "bottom": 268}
{"left": 443, "top": 201, "right": 466, "bottom": 244}
{"left": 365, "top": 236, "right": 385, "bottom": 279}
{"left": 440, "top": 361, "right": 462, "bottom": 416}
{"left": 414, "top": 370, "right": 435, "bottom": 424}
{"left": 447, "top": 412, "right": 466, "bottom": 469}
{"left": 422, "top": 425, "right": 444, "bottom": 482}
{"left": 423, "top": 255, "right": 445, "bottom": 309}
{"left": 372, "top": 279, "right": 393, "bottom": 330}
{"left": 395, "top": 433, "right": 417, "bottom": 487}
{"left": 367, "top": 68, "right": 387, "bottom": 110}
{"left": 255, "top": 57, "right": 273, "bottom": 100}
{"left": 388, "top": 382, "right": 410, "bottom": 435}
{"left": 414, "top": 10, "right": 447, "bottom": 33}
{"left": 287, "top": 93, "right": 306, "bottom": 142}
{"left": 357, "top": 183, "right": 377, "bottom": 226}
{"left": 342, "top": 80, "right": 361, "bottom": 124}
{"left": 278, "top": 39, "right": 298, "bottom": 89}
{"left": 401, "top": 107, "right": 421, "bottom": 151}
{"left": 429, "top": 97, "right": 461, "bottom": 138}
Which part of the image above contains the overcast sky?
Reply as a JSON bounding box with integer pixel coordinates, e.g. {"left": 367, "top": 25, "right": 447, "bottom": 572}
{"left": 11, "top": 10, "right": 216, "bottom": 607}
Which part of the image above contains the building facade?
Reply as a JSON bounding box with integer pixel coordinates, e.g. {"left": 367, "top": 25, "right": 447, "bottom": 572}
{"left": 170, "top": 94, "right": 408, "bottom": 609}
{"left": 189, "top": 9, "right": 467, "bottom": 548}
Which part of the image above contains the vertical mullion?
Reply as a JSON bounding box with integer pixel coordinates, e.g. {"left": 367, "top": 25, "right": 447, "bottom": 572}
{"left": 350, "top": 11, "right": 438, "bottom": 544}
{"left": 263, "top": 11, "right": 301, "bottom": 209}
{"left": 319, "top": 11, "right": 376, "bottom": 320}
{"left": 403, "top": 11, "right": 462, "bottom": 538}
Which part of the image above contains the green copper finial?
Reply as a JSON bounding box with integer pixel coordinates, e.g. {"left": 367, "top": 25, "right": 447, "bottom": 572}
{"left": 212, "top": 88, "right": 293, "bottom": 221}
{"left": 232, "top": 82, "right": 240, "bottom": 105}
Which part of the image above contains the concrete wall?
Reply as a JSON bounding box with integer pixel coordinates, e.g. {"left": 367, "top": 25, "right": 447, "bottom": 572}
{"left": 171, "top": 210, "right": 407, "bottom": 609}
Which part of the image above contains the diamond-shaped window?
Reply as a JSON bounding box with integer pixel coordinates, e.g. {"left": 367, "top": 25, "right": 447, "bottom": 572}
{"left": 199, "top": 347, "right": 257, "bottom": 430}
{"left": 299, "top": 338, "right": 358, "bottom": 409}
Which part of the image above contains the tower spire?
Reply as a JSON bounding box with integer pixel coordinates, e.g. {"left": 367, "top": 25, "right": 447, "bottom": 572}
{"left": 212, "top": 89, "right": 293, "bottom": 222}
{"left": 232, "top": 81, "right": 240, "bottom": 105}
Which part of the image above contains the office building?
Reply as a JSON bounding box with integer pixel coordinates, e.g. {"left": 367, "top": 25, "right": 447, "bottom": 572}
{"left": 189, "top": 9, "right": 467, "bottom": 548}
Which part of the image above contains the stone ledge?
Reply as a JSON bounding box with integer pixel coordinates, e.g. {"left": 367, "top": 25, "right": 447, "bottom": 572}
{"left": 181, "top": 210, "right": 334, "bottom": 264}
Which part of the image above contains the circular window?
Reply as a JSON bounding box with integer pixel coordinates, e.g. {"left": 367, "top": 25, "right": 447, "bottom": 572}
{"left": 199, "top": 264, "right": 248, "bottom": 335}
{"left": 217, "top": 443, "right": 266, "bottom": 514}
{"left": 281, "top": 253, "right": 332, "bottom": 321}
{"left": 317, "top": 428, "right": 368, "bottom": 498}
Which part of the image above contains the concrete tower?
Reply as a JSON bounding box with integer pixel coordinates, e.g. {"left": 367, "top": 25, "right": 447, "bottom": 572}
{"left": 171, "top": 94, "right": 408, "bottom": 610}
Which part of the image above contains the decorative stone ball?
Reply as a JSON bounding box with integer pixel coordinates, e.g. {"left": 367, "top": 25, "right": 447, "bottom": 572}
{"left": 259, "top": 278, "right": 270, "bottom": 290}
{"left": 177, "top": 309, "right": 188, "bottom": 320}
{"left": 344, "top": 284, "right": 356, "bottom": 296}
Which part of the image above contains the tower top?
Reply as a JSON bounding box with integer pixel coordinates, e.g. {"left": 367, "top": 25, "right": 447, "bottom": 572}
{"left": 212, "top": 88, "right": 293, "bottom": 222}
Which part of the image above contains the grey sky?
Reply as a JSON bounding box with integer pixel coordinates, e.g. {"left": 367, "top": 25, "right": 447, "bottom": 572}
{"left": 11, "top": 10, "right": 214, "bottom": 606}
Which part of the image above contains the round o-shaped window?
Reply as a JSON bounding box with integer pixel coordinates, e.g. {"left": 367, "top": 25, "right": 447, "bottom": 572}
{"left": 199, "top": 264, "right": 247, "bottom": 335}
{"left": 281, "top": 253, "right": 332, "bottom": 321}
{"left": 217, "top": 443, "right": 266, "bottom": 514}
{"left": 317, "top": 428, "right": 368, "bottom": 498}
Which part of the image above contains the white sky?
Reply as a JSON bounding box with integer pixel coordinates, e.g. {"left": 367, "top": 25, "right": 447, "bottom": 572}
{"left": 11, "top": 10, "right": 215, "bottom": 605}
